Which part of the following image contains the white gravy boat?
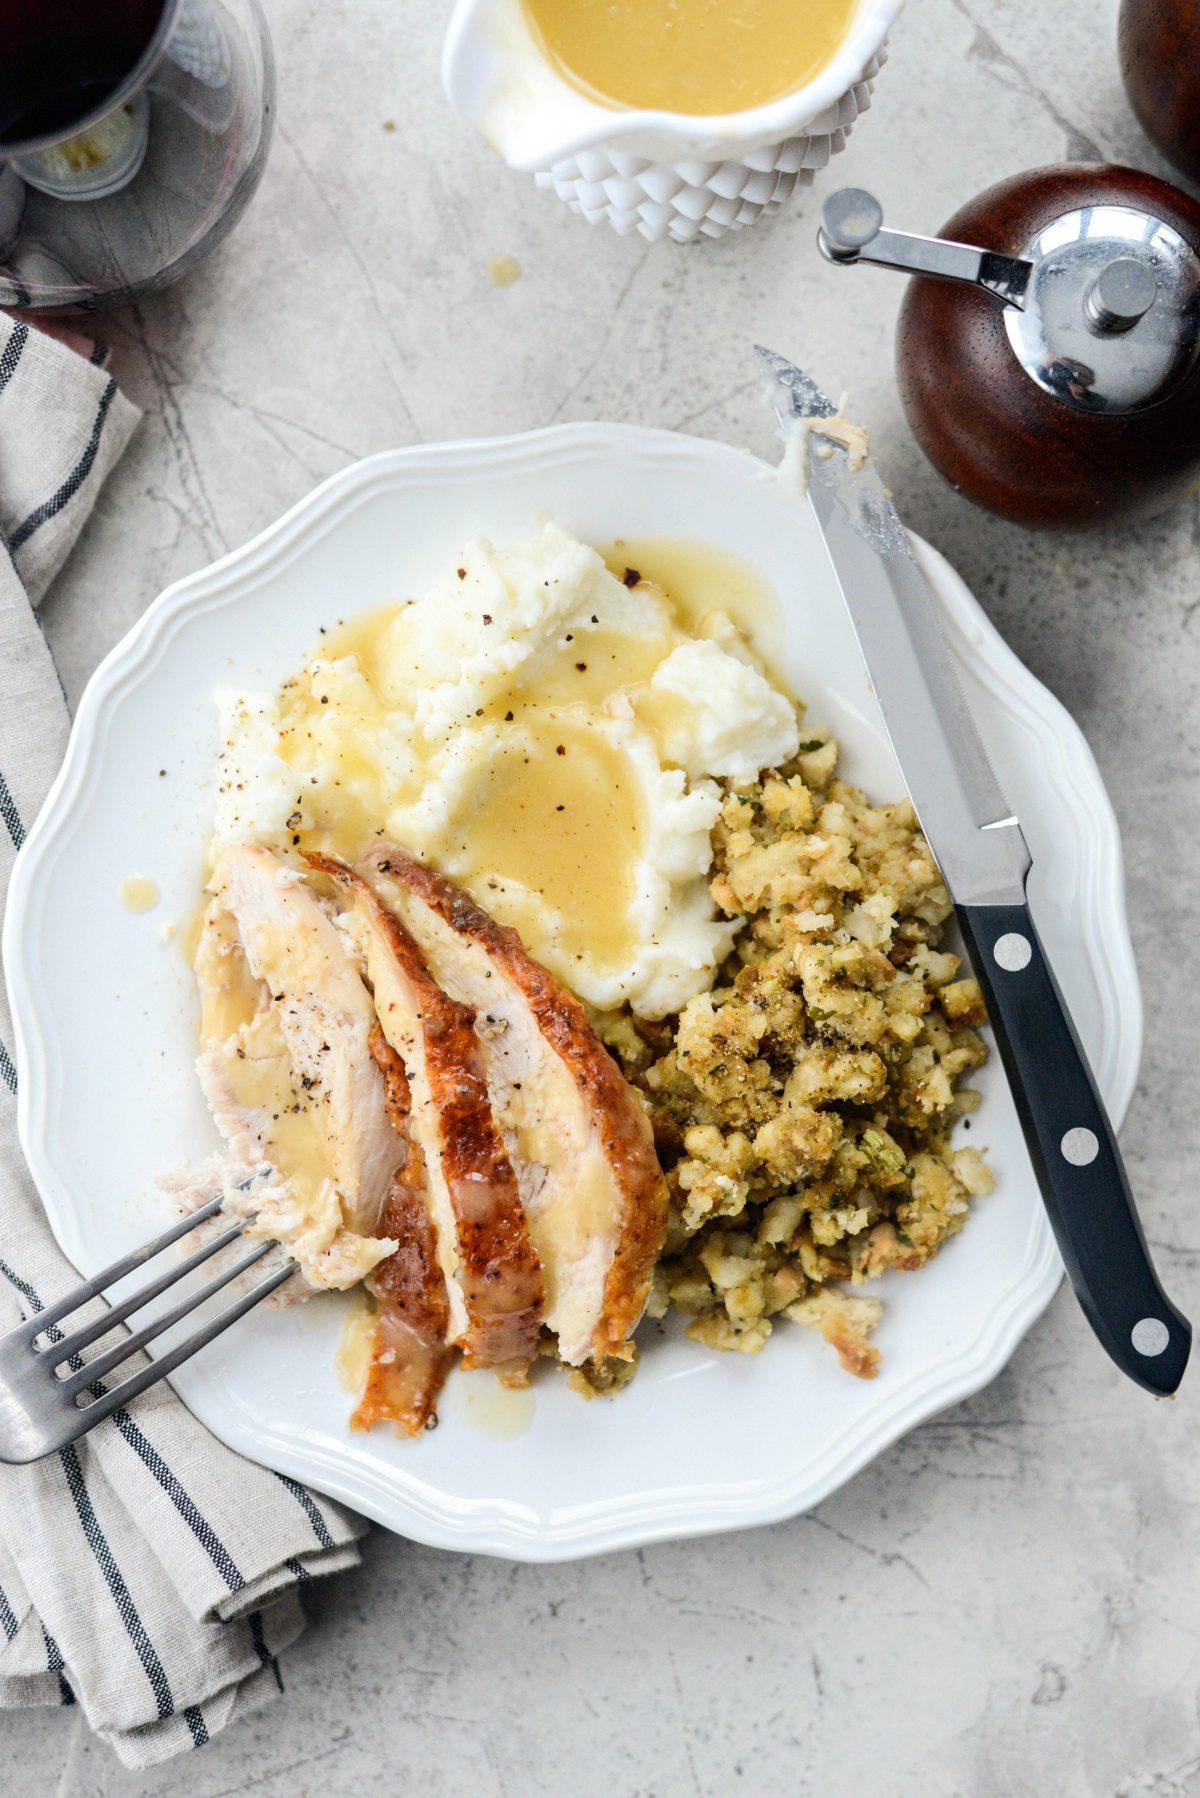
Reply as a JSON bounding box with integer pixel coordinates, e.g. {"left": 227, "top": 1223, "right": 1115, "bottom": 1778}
{"left": 442, "top": 0, "right": 905, "bottom": 241}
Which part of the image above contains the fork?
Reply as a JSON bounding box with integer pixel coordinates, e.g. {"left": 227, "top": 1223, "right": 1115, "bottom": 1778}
{"left": 0, "top": 1179, "right": 297, "bottom": 1464}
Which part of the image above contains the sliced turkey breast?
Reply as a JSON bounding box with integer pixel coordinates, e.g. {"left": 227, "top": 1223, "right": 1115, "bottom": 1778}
{"left": 352, "top": 1028, "right": 455, "bottom": 1434}
{"left": 307, "top": 853, "right": 544, "bottom": 1376}
{"left": 209, "top": 844, "right": 402, "bottom": 1238}
{"left": 362, "top": 846, "right": 669, "bottom": 1368}
{"left": 189, "top": 868, "right": 404, "bottom": 1291}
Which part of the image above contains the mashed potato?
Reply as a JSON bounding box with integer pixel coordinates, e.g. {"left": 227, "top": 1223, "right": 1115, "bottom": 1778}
{"left": 212, "top": 524, "right": 798, "bottom": 1017}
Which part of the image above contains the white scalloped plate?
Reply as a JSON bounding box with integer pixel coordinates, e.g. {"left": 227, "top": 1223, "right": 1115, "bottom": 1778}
{"left": 4, "top": 425, "right": 1140, "bottom": 1561}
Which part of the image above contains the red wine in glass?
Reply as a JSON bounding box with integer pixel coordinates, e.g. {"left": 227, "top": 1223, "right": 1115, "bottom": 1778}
{"left": 0, "top": 0, "right": 274, "bottom": 310}
{"left": 0, "top": 1, "right": 167, "bottom": 147}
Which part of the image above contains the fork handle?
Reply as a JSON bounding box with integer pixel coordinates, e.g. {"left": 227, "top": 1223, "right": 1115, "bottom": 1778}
{"left": 958, "top": 900, "right": 1191, "bottom": 1395}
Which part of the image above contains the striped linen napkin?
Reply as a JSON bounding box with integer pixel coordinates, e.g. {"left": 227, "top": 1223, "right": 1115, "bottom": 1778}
{"left": 0, "top": 316, "right": 367, "bottom": 1769}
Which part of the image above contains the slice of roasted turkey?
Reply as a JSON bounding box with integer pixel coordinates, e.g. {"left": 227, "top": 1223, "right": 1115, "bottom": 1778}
{"left": 351, "top": 1028, "right": 456, "bottom": 1434}
{"left": 308, "top": 854, "right": 544, "bottom": 1379}
{"left": 361, "top": 847, "right": 669, "bottom": 1369}
{"left": 209, "top": 844, "right": 402, "bottom": 1238}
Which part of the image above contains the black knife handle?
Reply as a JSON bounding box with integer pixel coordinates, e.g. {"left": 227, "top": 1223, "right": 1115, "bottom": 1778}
{"left": 957, "top": 901, "right": 1190, "bottom": 1395}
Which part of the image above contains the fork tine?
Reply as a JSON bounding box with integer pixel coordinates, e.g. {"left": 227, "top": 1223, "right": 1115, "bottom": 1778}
{"left": 26, "top": 1194, "right": 228, "bottom": 1338}
{"left": 25, "top": 1169, "right": 270, "bottom": 1340}
{"left": 59, "top": 1238, "right": 276, "bottom": 1397}
{"left": 62, "top": 1260, "right": 300, "bottom": 1439}
{"left": 46, "top": 1215, "right": 255, "bottom": 1367}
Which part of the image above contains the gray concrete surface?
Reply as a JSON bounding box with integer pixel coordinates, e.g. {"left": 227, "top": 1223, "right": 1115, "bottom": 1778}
{"left": 12, "top": 0, "right": 1200, "bottom": 1791}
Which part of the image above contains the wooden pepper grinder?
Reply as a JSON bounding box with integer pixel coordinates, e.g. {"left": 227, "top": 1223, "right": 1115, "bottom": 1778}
{"left": 818, "top": 169, "right": 1200, "bottom": 529}
{"left": 1119, "top": 0, "right": 1200, "bottom": 184}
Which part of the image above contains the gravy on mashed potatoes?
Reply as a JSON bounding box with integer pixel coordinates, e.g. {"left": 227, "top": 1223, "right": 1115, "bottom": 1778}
{"left": 212, "top": 525, "right": 798, "bottom": 1018}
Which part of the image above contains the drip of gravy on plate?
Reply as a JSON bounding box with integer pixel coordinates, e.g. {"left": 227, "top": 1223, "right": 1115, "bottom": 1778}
{"left": 118, "top": 874, "right": 160, "bottom": 912}
{"left": 521, "top": 0, "right": 858, "bottom": 116}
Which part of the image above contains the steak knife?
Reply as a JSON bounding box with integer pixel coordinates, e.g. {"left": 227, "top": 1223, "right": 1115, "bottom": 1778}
{"left": 757, "top": 345, "right": 1191, "bottom": 1395}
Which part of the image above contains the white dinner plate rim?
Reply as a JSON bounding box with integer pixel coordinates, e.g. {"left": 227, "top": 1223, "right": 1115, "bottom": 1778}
{"left": 4, "top": 422, "right": 1141, "bottom": 1560}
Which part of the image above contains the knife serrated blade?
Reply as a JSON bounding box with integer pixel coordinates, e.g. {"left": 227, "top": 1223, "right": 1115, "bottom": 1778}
{"left": 756, "top": 344, "right": 1029, "bottom": 909}
{"left": 754, "top": 344, "right": 1190, "bottom": 1397}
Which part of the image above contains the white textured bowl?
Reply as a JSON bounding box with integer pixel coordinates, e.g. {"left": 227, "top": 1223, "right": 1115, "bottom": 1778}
{"left": 5, "top": 424, "right": 1140, "bottom": 1561}
{"left": 443, "top": 0, "right": 901, "bottom": 241}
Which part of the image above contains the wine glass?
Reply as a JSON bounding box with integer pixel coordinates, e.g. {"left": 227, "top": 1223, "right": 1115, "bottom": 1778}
{"left": 0, "top": 0, "right": 274, "bottom": 312}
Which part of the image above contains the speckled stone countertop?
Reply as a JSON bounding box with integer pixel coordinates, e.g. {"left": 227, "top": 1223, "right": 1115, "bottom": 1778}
{"left": 14, "top": 0, "right": 1200, "bottom": 1791}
